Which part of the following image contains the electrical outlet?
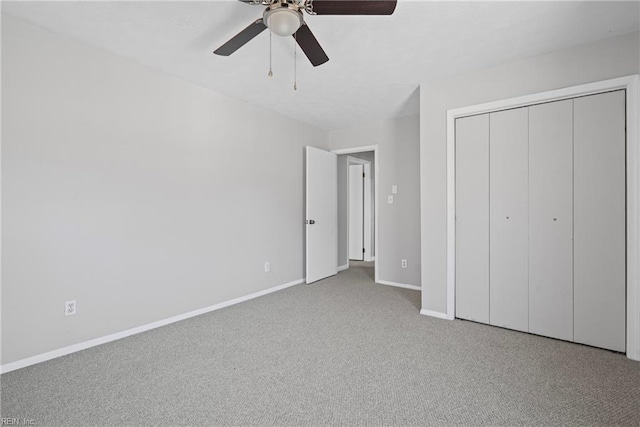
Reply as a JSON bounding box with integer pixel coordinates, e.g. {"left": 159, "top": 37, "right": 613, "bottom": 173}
{"left": 401, "top": 259, "right": 408, "bottom": 269}
{"left": 65, "top": 300, "right": 77, "bottom": 316}
{"left": 264, "top": 262, "right": 271, "bottom": 273}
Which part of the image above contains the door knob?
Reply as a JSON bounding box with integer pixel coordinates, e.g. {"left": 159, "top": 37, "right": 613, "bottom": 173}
{"left": 306, "top": 220, "right": 316, "bottom": 225}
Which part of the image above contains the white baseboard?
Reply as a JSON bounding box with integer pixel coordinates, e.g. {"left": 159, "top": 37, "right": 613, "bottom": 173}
{"left": 377, "top": 279, "right": 421, "bottom": 291}
{"left": 365, "top": 256, "right": 375, "bottom": 262}
{"left": 420, "top": 309, "right": 454, "bottom": 320}
{"left": 0, "top": 278, "right": 304, "bottom": 374}
{"left": 337, "top": 264, "right": 349, "bottom": 272}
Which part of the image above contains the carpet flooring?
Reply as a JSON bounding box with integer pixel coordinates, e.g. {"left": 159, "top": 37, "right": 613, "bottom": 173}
{"left": 1, "top": 263, "right": 639, "bottom": 426}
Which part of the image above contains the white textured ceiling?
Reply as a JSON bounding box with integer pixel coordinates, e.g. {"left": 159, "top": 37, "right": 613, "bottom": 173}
{"left": 2, "top": 1, "right": 638, "bottom": 130}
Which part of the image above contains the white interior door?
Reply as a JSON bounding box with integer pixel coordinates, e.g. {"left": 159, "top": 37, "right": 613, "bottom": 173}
{"left": 349, "top": 164, "right": 364, "bottom": 260}
{"left": 306, "top": 146, "right": 337, "bottom": 284}
{"left": 363, "top": 163, "right": 373, "bottom": 261}
{"left": 573, "top": 90, "right": 626, "bottom": 352}
{"left": 455, "top": 114, "right": 490, "bottom": 324}
{"left": 528, "top": 99, "right": 574, "bottom": 341}
{"left": 489, "top": 107, "right": 529, "bottom": 333}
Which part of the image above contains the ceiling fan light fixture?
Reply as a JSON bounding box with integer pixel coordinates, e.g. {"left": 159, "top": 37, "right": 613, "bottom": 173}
{"left": 264, "top": 7, "right": 303, "bottom": 37}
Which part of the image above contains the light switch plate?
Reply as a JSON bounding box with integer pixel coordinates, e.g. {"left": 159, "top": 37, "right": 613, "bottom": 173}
{"left": 392, "top": 185, "right": 398, "bottom": 194}
{"left": 388, "top": 195, "right": 394, "bottom": 204}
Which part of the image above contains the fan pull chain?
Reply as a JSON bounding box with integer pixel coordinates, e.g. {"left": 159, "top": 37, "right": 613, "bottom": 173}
{"left": 268, "top": 31, "right": 273, "bottom": 77}
{"left": 293, "top": 32, "right": 297, "bottom": 90}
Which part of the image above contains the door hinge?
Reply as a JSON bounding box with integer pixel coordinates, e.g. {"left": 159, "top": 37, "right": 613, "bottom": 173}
{"left": 362, "top": 248, "right": 365, "bottom": 253}
{"left": 363, "top": 172, "right": 365, "bottom": 178}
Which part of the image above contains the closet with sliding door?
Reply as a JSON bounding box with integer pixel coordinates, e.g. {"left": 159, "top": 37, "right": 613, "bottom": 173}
{"left": 455, "top": 90, "right": 626, "bottom": 352}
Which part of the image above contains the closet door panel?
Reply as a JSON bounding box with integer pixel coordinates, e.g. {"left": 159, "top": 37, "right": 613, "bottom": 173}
{"left": 455, "top": 114, "right": 490, "bottom": 323}
{"left": 489, "top": 108, "right": 529, "bottom": 332}
{"left": 528, "top": 100, "right": 574, "bottom": 341}
{"left": 574, "top": 90, "right": 626, "bottom": 352}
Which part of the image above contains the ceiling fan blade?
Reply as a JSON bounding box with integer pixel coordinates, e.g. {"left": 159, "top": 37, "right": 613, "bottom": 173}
{"left": 309, "top": 0, "right": 397, "bottom": 15}
{"left": 214, "top": 19, "right": 267, "bottom": 56}
{"left": 294, "top": 24, "right": 329, "bottom": 67}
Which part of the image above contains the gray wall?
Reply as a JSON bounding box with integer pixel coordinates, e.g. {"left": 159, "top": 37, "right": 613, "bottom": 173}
{"left": 420, "top": 31, "right": 640, "bottom": 314}
{"left": 329, "top": 115, "right": 421, "bottom": 287}
{"left": 1, "top": 16, "right": 329, "bottom": 364}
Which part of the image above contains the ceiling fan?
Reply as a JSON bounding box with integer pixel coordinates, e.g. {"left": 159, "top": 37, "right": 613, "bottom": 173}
{"left": 214, "top": 0, "right": 397, "bottom": 67}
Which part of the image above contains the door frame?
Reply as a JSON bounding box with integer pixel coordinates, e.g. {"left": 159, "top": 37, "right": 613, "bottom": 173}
{"left": 347, "top": 156, "right": 373, "bottom": 262}
{"left": 438, "top": 75, "right": 640, "bottom": 361}
{"left": 332, "top": 145, "right": 379, "bottom": 284}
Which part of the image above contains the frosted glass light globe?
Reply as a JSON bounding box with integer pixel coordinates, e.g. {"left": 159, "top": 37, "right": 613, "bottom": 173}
{"left": 265, "top": 8, "right": 302, "bottom": 37}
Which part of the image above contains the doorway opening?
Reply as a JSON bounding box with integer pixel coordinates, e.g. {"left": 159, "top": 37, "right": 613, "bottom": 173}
{"left": 333, "top": 146, "right": 378, "bottom": 284}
